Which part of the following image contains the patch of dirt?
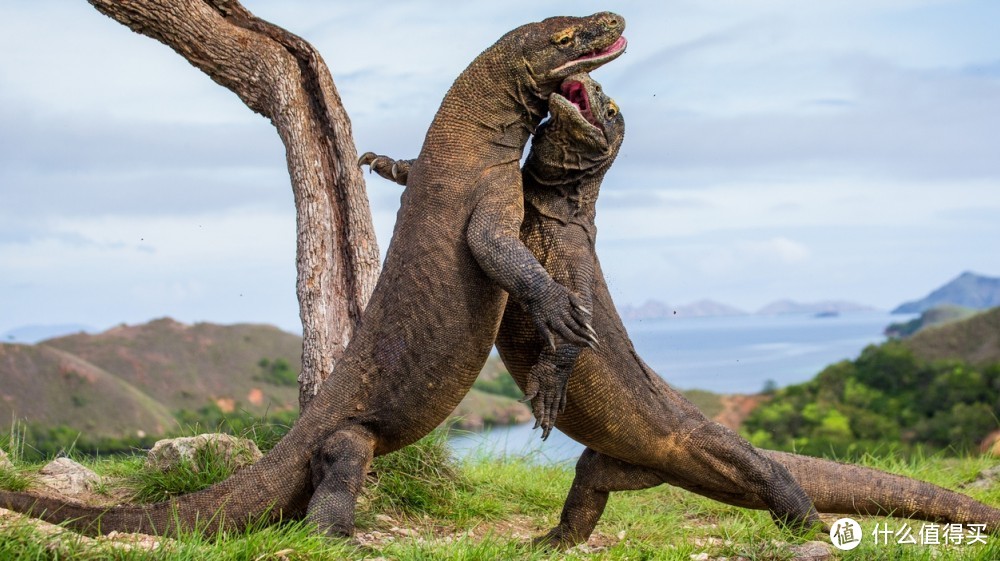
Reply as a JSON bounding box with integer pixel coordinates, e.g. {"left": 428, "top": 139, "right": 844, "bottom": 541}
{"left": 713, "top": 394, "right": 770, "bottom": 430}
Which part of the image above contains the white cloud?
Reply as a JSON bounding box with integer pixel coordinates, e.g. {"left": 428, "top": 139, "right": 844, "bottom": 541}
{"left": 1, "top": 0, "right": 999, "bottom": 332}
{"left": 739, "top": 237, "right": 810, "bottom": 263}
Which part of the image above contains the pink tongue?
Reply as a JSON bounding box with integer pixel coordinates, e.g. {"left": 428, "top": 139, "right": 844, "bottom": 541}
{"left": 561, "top": 81, "right": 594, "bottom": 124}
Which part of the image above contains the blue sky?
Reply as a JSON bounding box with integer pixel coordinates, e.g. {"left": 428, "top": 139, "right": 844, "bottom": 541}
{"left": 1, "top": 0, "right": 999, "bottom": 335}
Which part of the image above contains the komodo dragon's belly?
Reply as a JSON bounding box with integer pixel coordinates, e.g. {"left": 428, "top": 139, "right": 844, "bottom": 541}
{"left": 346, "top": 197, "right": 509, "bottom": 455}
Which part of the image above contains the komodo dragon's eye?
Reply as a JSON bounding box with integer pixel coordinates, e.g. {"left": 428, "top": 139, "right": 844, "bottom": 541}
{"left": 552, "top": 29, "right": 575, "bottom": 47}
{"left": 606, "top": 100, "right": 619, "bottom": 119}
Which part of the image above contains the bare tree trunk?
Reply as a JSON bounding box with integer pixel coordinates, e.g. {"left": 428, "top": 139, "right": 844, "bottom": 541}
{"left": 87, "top": 0, "right": 381, "bottom": 410}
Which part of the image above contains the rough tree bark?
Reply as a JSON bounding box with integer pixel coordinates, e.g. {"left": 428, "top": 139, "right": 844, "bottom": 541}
{"left": 86, "top": 0, "right": 381, "bottom": 410}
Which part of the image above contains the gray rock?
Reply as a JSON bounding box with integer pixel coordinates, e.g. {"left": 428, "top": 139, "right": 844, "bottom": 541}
{"left": 788, "top": 540, "right": 834, "bottom": 561}
{"left": 145, "top": 433, "right": 262, "bottom": 473}
{"left": 38, "top": 457, "right": 101, "bottom": 496}
{"left": 0, "top": 448, "right": 12, "bottom": 471}
{"left": 966, "top": 464, "right": 1000, "bottom": 490}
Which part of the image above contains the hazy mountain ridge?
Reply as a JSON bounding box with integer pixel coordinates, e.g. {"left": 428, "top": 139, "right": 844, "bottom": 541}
{"left": 618, "top": 298, "right": 874, "bottom": 320}
{"left": 893, "top": 271, "right": 1000, "bottom": 314}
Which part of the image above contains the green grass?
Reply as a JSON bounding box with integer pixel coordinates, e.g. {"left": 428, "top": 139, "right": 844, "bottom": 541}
{"left": 0, "top": 421, "right": 34, "bottom": 492}
{"left": 3, "top": 429, "right": 1000, "bottom": 560}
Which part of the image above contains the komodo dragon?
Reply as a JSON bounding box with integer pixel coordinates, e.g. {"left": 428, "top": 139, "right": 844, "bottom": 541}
{"left": 363, "top": 74, "right": 1000, "bottom": 549}
{"left": 0, "top": 13, "right": 627, "bottom": 538}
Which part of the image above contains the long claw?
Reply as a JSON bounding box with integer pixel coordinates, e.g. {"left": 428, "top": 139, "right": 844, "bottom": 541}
{"left": 358, "top": 152, "right": 376, "bottom": 167}
{"left": 391, "top": 162, "right": 399, "bottom": 179}
{"left": 573, "top": 304, "right": 592, "bottom": 316}
{"left": 519, "top": 391, "right": 537, "bottom": 403}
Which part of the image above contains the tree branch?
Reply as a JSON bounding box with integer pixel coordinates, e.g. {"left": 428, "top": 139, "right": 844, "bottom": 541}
{"left": 87, "top": 0, "right": 381, "bottom": 409}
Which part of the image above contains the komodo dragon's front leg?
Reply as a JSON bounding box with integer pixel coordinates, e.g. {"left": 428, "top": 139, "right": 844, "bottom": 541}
{"left": 362, "top": 152, "right": 594, "bottom": 437}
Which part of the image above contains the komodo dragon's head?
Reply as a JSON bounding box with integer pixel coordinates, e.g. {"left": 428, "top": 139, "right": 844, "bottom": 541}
{"left": 526, "top": 73, "right": 624, "bottom": 185}
{"left": 511, "top": 12, "right": 627, "bottom": 94}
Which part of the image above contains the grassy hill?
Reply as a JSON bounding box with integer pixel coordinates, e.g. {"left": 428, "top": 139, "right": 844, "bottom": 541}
{"left": 1, "top": 319, "right": 535, "bottom": 450}
{"left": 43, "top": 318, "right": 302, "bottom": 417}
{"left": 885, "top": 305, "right": 977, "bottom": 338}
{"left": 0, "top": 343, "right": 175, "bottom": 438}
{"left": 902, "top": 307, "right": 1000, "bottom": 365}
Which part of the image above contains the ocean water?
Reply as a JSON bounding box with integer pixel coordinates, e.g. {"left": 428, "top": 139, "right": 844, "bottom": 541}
{"left": 624, "top": 311, "right": 903, "bottom": 394}
{"left": 449, "top": 311, "right": 907, "bottom": 462}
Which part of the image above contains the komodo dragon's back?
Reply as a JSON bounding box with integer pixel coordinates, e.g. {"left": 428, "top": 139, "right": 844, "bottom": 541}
{"left": 0, "top": 12, "right": 627, "bottom": 538}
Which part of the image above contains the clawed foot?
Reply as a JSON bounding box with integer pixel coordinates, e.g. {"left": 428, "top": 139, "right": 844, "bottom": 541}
{"left": 520, "top": 361, "right": 569, "bottom": 440}
{"left": 527, "top": 283, "right": 597, "bottom": 351}
{"left": 358, "top": 152, "right": 409, "bottom": 185}
{"left": 531, "top": 527, "right": 584, "bottom": 550}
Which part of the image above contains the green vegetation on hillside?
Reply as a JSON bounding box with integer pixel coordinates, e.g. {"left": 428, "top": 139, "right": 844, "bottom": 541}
{"left": 743, "top": 341, "right": 1000, "bottom": 457}
{"left": 255, "top": 357, "right": 298, "bottom": 387}
{"left": 472, "top": 370, "right": 524, "bottom": 400}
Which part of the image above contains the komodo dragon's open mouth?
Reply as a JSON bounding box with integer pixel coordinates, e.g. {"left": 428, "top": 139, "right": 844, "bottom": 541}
{"left": 551, "top": 35, "right": 628, "bottom": 75}
{"left": 577, "top": 35, "right": 627, "bottom": 65}
{"left": 560, "top": 79, "right": 597, "bottom": 128}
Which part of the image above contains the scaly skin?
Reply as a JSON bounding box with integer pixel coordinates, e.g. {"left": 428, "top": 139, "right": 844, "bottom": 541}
{"left": 365, "top": 75, "right": 1000, "bottom": 549}
{"left": 0, "top": 13, "right": 626, "bottom": 538}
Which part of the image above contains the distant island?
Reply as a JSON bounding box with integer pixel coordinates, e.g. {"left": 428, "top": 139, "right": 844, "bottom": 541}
{"left": 892, "top": 271, "right": 1000, "bottom": 314}
{"left": 618, "top": 298, "right": 875, "bottom": 320}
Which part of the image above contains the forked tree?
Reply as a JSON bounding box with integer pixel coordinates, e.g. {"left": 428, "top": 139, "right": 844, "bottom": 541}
{"left": 87, "top": 0, "right": 380, "bottom": 410}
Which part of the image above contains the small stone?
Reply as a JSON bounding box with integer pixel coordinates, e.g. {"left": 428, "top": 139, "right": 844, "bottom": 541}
{"left": 689, "top": 553, "right": 710, "bottom": 561}
{"left": 0, "top": 448, "right": 12, "bottom": 471}
{"left": 788, "top": 540, "right": 834, "bottom": 561}
{"left": 390, "top": 526, "right": 419, "bottom": 537}
{"left": 374, "top": 514, "right": 394, "bottom": 524}
{"left": 617, "top": 530, "right": 627, "bottom": 540}
{"left": 966, "top": 464, "right": 1000, "bottom": 490}
{"left": 145, "top": 434, "right": 262, "bottom": 473}
{"left": 38, "top": 458, "right": 101, "bottom": 496}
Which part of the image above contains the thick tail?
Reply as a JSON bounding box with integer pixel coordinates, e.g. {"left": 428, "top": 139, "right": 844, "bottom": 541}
{"left": 0, "top": 424, "right": 314, "bottom": 537}
{"left": 766, "top": 450, "right": 1000, "bottom": 532}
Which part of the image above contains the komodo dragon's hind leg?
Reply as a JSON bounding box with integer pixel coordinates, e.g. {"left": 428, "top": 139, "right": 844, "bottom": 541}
{"left": 307, "top": 427, "right": 376, "bottom": 537}
{"left": 540, "top": 424, "right": 825, "bottom": 549}
{"left": 535, "top": 447, "right": 664, "bottom": 549}
{"left": 671, "top": 422, "right": 823, "bottom": 532}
